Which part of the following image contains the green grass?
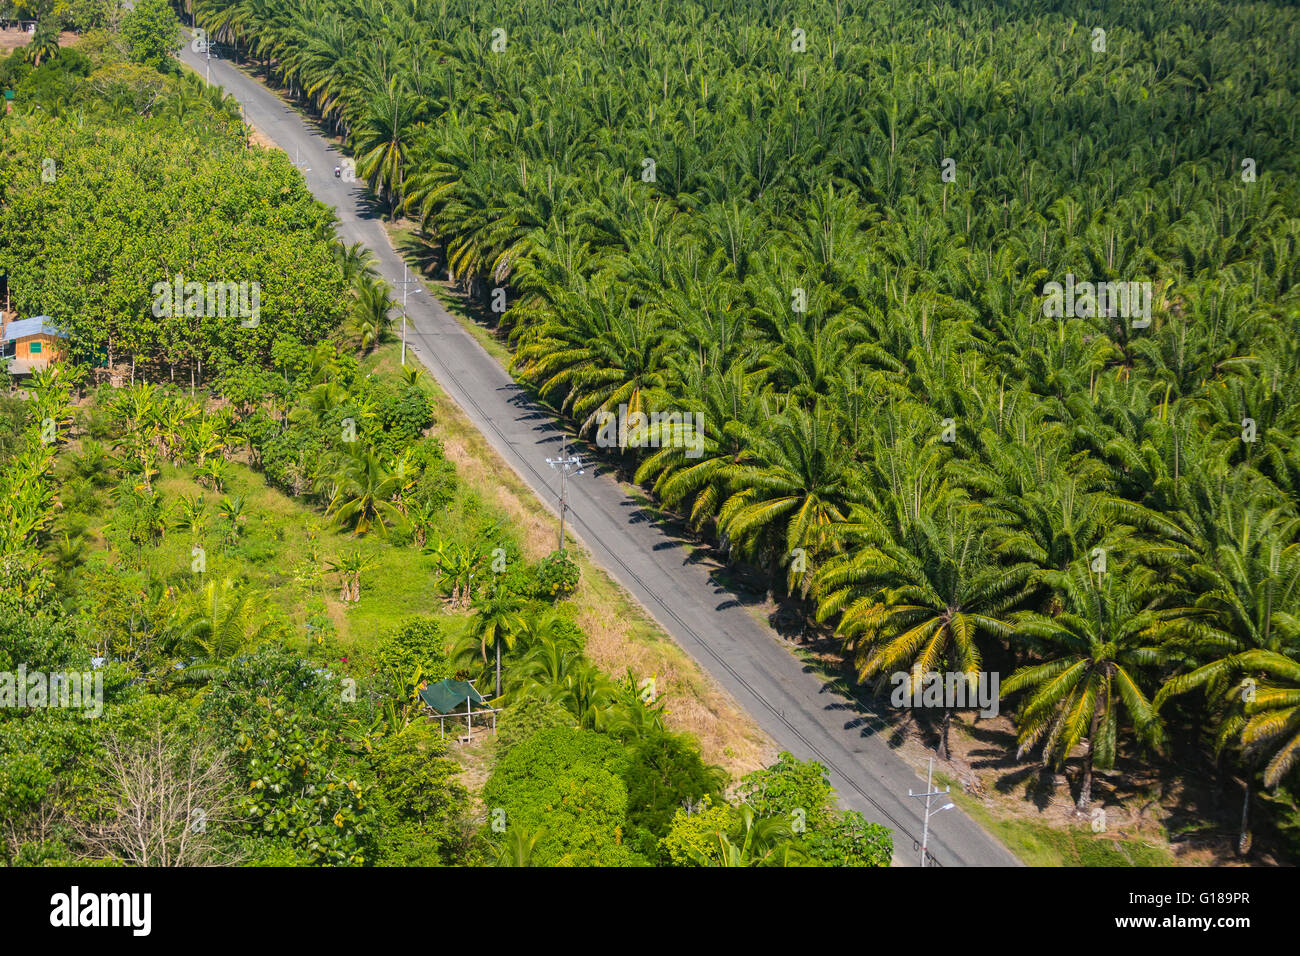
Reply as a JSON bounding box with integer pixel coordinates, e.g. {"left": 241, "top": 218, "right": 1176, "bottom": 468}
{"left": 72, "top": 454, "right": 453, "bottom": 663}
{"left": 931, "top": 771, "right": 1178, "bottom": 867}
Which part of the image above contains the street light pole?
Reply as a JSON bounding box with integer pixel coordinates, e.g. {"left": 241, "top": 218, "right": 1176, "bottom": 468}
{"left": 908, "top": 756, "right": 954, "bottom": 867}
{"left": 545, "top": 440, "right": 584, "bottom": 552}
{"left": 393, "top": 262, "right": 423, "bottom": 366}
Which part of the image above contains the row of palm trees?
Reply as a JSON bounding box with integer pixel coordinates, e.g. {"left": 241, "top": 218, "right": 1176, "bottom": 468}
{"left": 185, "top": 0, "right": 1300, "bottom": 839}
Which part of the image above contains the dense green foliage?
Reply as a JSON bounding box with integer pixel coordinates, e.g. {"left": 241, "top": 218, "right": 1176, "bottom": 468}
{"left": 483, "top": 726, "right": 643, "bottom": 866}
{"left": 120, "top": 0, "right": 181, "bottom": 72}
{"left": 659, "top": 753, "right": 892, "bottom": 866}
{"left": 0, "top": 39, "right": 344, "bottom": 383}
{"left": 0, "top": 42, "right": 479, "bottom": 866}
{"left": 192, "top": 0, "right": 1300, "bottom": 839}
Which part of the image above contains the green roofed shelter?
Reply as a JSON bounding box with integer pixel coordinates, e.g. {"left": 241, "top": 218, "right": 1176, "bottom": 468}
{"left": 418, "top": 678, "right": 483, "bottom": 713}
{"left": 418, "top": 678, "right": 498, "bottom": 742}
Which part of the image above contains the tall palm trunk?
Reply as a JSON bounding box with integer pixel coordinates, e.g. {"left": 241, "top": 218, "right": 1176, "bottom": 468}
{"left": 1076, "top": 699, "right": 1102, "bottom": 812}
{"left": 1237, "top": 776, "right": 1252, "bottom": 856}
{"left": 937, "top": 707, "right": 952, "bottom": 761}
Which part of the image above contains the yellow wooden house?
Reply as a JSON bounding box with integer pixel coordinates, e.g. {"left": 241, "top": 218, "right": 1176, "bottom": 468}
{"left": 1, "top": 315, "right": 67, "bottom": 375}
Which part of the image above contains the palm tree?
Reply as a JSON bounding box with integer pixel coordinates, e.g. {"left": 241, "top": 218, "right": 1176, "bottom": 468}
{"left": 511, "top": 289, "right": 678, "bottom": 438}
{"left": 325, "top": 547, "right": 376, "bottom": 603}
{"left": 319, "top": 444, "right": 410, "bottom": 536}
{"left": 1158, "top": 645, "right": 1300, "bottom": 854}
{"left": 465, "top": 584, "right": 526, "bottom": 698}
{"left": 635, "top": 357, "right": 771, "bottom": 531}
{"left": 702, "top": 804, "right": 805, "bottom": 867}
{"left": 815, "top": 496, "right": 1033, "bottom": 759}
{"left": 70, "top": 440, "right": 113, "bottom": 486}
{"left": 494, "top": 825, "right": 544, "bottom": 867}
{"left": 352, "top": 276, "right": 397, "bottom": 353}
{"left": 26, "top": 20, "right": 60, "bottom": 67}
{"left": 1153, "top": 502, "right": 1300, "bottom": 852}
{"left": 505, "top": 637, "right": 615, "bottom": 728}
{"left": 167, "top": 578, "right": 283, "bottom": 683}
{"left": 334, "top": 240, "right": 379, "bottom": 285}
{"left": 1003, "top": 565, "right": 1189, "bottom": 811}
{"left": 354, "top": 76, "right": 424, "bottom": 217}
{"left": 717, "top": 402, "right": 869, "bottom": 598}
{"left": 598, "top": 669, "right": 668, "bottom": 741}
{"left": 1234, "top": 651, "right": 1300, "bottom": 790}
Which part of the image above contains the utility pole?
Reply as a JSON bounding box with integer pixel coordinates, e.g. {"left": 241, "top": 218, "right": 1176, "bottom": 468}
{"left": 545, "top": 440, "right": 584, "bottom": 552}
{"left": 292, "top": 145, "right": 310, "bottom": 173}
{"left": 908, "top": 757, "right": 954, "bottom": 867}
{"left": 392, "top": 262, "right": 423, "bottom": 366}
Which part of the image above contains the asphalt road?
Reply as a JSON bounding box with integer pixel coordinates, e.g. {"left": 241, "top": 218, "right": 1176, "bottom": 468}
{"left": 178, "top": 37, "right": 1022, "bottom": 867}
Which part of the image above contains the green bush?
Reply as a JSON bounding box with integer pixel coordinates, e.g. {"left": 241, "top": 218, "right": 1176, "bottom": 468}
{"left": 375, "top": 617, "right": 450, "bottom": 682}
{"left": 803, "top": 810, "right": 893, "bottom": 867}
{"left": 119, "top": 0, "right": 181, "bottom": 73}
{"left": 482, "top": 726, "right": 644, "bottom": 866}
{"left": 736, "top": 751, "right": 837, "bottom": 832}
{"left": 660, "top": 795, "right": 736, "bottom": 867}
{"left": 534, "top": 549, "right": 580, "bottom": 601}
{"left": 369, "top": 383, "right": 434, "bottom": 457}
{"left": 622, "top": 732, "right": 726, "bottom": 863}
{"left": 369, "top": 722, "right": 471, "bottom": 866}
{"left": 496, "top": 695, "right": 577, "bottom": 755}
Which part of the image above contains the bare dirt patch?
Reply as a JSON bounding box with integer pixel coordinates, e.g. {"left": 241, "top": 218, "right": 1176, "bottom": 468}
{"left": 0, "top": 27, "right": 77, "bottom": 56}
{"left": 245, "top": 122, "right": 276, "bottom": 150}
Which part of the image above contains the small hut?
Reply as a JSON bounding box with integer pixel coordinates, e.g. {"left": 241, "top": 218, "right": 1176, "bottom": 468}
{"left": 1, "top": 315, "right": 67, "bottom": 375}
{"left": 418, "top": 679, "right": 499, "bottom": 742}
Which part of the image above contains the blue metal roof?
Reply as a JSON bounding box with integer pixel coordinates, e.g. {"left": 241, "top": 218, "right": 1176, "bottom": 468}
{"left": 2, "top": 316, "right": 67, "bottom": 341}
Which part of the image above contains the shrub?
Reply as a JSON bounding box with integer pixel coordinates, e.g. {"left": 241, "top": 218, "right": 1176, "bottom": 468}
{"left": 660, "top": 795, "right": 736, "bottom": 867}
{"left": 482, "top": 726, "right": 643, "bottom": 866}
{"left": 369, "top": 722, "right": 472, "bottom": 866}
{"left": 623, "top": 732, "right": 726, "bottom": 863}
{"left": 735, "top": 751, "right": 837, "bottom": 832}
{"left": 496, "top": 695, "right": 577, "bottom": 755}
{"left": 803, "top": 810, "right": 893, "bottom": 867}
{"left": 370, "top": 383, "right": 434, "bottom": 456}
{"left": 120, "top": 0, "right": 181, "bottom": 74}
{"left": 260, "top": 424, "right": 330, "bottom": 497}
{"left": 375, "top": 617, "right": 450, "bottom": 682}
{"left": 534, "top": 549, "right": 580, "bottom": 601}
